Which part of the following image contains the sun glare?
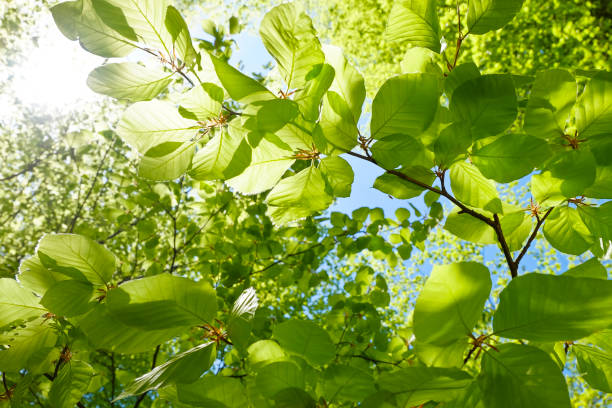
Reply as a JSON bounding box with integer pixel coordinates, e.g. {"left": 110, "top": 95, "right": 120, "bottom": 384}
{"left": 9, "top": 12, "right": 104, "bottom": 113}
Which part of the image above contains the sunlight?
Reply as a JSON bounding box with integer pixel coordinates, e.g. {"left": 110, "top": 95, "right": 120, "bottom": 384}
{"left": 9, "top": 12, "right": 104, "bottom": 112}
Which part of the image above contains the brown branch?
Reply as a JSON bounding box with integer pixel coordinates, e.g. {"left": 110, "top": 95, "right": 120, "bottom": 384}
{"left": 492, "top": 214, "right": 517, "bottom": 278}
{"left": 511, "top": 208, "right": 554, "bottom": 272}
{"left": 99, "top": 216, "right": 145, "bottom": 244}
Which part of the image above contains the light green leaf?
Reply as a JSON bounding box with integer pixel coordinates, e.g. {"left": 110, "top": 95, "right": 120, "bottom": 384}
{"left": 320, "top": 156, "right": 354, "bottom": 198}
{"left": 373, "top": 167, "right": 436, "bottom": 199}
{"left": 37, "top": 233, "right": 116, "bottom": 286}
{"left": 385, "top": 0, "right": 441, "bottom": 52}
{"left": 478, "top": 344, "right": 570, "bottom": 408}
{"left": 444, "top": 63, "right": 481, "bottom": 99}
{"left": 371, "top": 73, "right": 440, "bottom": 140}
{"left": 543, "top": 206, "right": 593, "bottom": 255}
{"left": 414, "top": 262, "right": 491, "bottom": 345}
{"left": 321, "top": 365, "right": 376, "bottom": 403}
{"left": 51, "top": 0, "right": 137, "bottom": 58}
{"left": 449, "top": 161, "right": 502, "bottom": 213}
{"left": 493, "top": 273, "right": 612, "bottom": 341}
{"left": 467, "top": 0, "right": 525, "bottom": 35}
{"left": 579, "top": 201, "right": 612, "bottom": 243}
{"left": 255, "top": 361, "right": 305, "bottom": 398}
{"left": 319, "top": 91, "right": 359, "bottom": 151}
{"left": 575, "top": 71, "right": 612, "bottom": 139}
{"left": 413, "top": 338, "right": 468, "bottom": 368}
{"left": 116, "top": 341, "right": 216, "bottom": 400}
{"left": 401, "top": 47, "right": 443, "bottom": 75}
{"left": 377, "top": 367, "right": 472, "bottom": 406}
{"left": 77, "top": 304, "right": 178, "bottom": 353}
{"left": 116, "top": 100, "right": 197, "bottom": 155}
{"left": 471, "top": 133, "right": 551, "bottom": 183}
{"left": 371, "top": 134, "right": 431, "bottom": 170}
{"left": 87, "top": 62, "right": 173, "bottom": 101}
{"left": 585, "top": 165, "right": 612, "bottom": 198}
{"left": 17, "top": 256, "right": 66, "bottom": 297}
{"left": 177, "top": 375, "right": 248, "bottom": 407}
{"left": 40, "top": 279, "right": 94, "bottom": 317}
{"left": 179, "top": 83, "right": 224, "bottom": 121}
{"left": 574, "top": 337, "right": 612, "bottom": 393}
{"left": 294, "top": 63, "right": 335, "bottom": 122}
{"left": 323, "top": 45, "right": 366, "bottom": 122}
{"left": 164, "top": 5, "right": 197, "bottom": 68}
{"left": 450, "top": 74, "right": 517, "bottom": 139}
{"left": 139, "top": 141, "right": 195, "bottom": 181}
{"left": 49, "top": 361, "right": 94, "bottom": 408}
{"left": 106, "top": 273, "right": 216, "bottom": 330}
{"left": 243, "top": 99, "right": 300, "bottom": 134}
{"left": 209, "top": 55, "right": 275, "bottom": 103}
{"left": 190, "top": 126, "right": 251, "bottom": 181}
{"left": 247, "top": 340, "right": 287, "bottom": 368}
{"left": 0, "top": 325, "right": 57, "bottom": 373}
{"left": 564, "top": 258, "right": 608, "bottom": 279}
{"left": 260, "top": 3, "right": 324, "bottom": 90}
{"left": 524, "top": 69, "right": 576, "bottom": 140}
{"left": 273, "top": 319, "right": 335, "bottom": 366}
{"left": 226, "top": 133, "right": 295, "bottom": 195}
{"left": 433, "top": 122, "right": 472, "bottom": 168}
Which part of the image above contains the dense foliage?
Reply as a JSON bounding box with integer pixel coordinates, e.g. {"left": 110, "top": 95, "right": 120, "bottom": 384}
{"left": 1, "top": 0, "right": 611, "bottom": 407}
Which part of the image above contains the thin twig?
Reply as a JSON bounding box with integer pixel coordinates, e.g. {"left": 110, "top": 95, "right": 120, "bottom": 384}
{"left": 492, "top": 214, "right": 517, "bottom": 278}
{"left": 133, "top": 345, "right": 161, "bottom": 408}
{"left": 512, "top": 208, "right": 554, "bottom": 271}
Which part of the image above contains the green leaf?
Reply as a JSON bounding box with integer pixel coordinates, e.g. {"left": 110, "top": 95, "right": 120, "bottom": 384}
{"left": 190, "top": 126, "right": 251, "bottom": 181}
{"left": 493, "top": 273, "right": 612, "bottom": 341}
{"left": 255, "top": 361, "right": 305, "bottom": 398}
{"left": 260, "top": 3, "right": 324, "bottom": 90}
{"left": 371, "top": 73, "right": 440, "bottom": 140}
{"left": 179, "top": 82, "right": 224, "bottom": 121}
{"left": 176, "top": 375, "right": 248, "bottom": 407}
{"left": 321, "top": 365, "right": 376, "bottom": 403}
{"left": 449, "top": 161, "right": 502, "bottom": 213}
{"left": 444, "top": 63, "right": 481, "bottom": 99}
{"left": 116, "top": 341, "right": 216, "bottom": 400}
{"left": 524, "top": 69, "right": 576, "bottom": 140}
{"left": 371, "top": 134, "right": 431, "bottom": 170}
{"left": 401, "top": 47, "right": 443, "bottom": 75}
{"left": 385, "top": 0, "right": 441, "bottom": 52}
{"left": 478, "top": 344, "right": 571, "bottom": 408}
{"left": 40, "top": 279, "right": 94, "bottom": 317}
{"left": 0, "top": 325, "right": 57, "bottom": 373}
{"left": 17, "top": 256, "right": 65, "bottom": 297}
{"left": 377, "top": 367, "right": 472, "bottom": 406}
{"left": 77, "top": 304, "right": 178, "bottom": 353}
{"left": 373, "top": 167, "right": 436, "bottom": 199}
{"left": 209, "top": 55, "right": 275, "bottom": 103}
{"left": 87, "top": 62, "right": 173, "bottom": 101}
{"left": 413, "top": 338, "right": 468, "bottom": 368}
{"left": 414, "top": 262, "right": 491, "bottom": 345}
{"left": 450, "top": 74, "right": 517, "bottom": 139}
{"left": 245, "top": 99, "right": 300, "bottom": 134}
{"left": 37, "top": 233, "right": 115, "bottom": 286}
{"left": 574, "top": 338, "right": 612, "bottom": 393}
{"left": 319, "top": 91, "right": 359, "bottom": 151}
{"left": 116, "top": 100, "right": 197, "bottom": 155}
{"left": 164, "top": 5, "right": 198, "bottom": 68}
{"left": 320, "top": 156, "right": 354, "bottom": 198}
{"left": 49, "top": 360, "right": 94, "bottom": 408}
{"left": 467, "top": 0, "right": 525, "bottom": 35}
{"left": 51, "top": 0, "right": 137, "bottom": 58}
{"left": 274, "top": 388, "right": 316, "bottom": 408}
{"left": 433, "top": 122, "right": 472, "bottom": 168}
{"left": 585, "top": 165, "right": 612, "bottom": 198}
{"left": 273, "top": 319, "right": 335, "bottom": 366}
{"left": 564, "top": 258, "right": 608, "bottom": 279}
{"left": 139, "top": 140, "right": 195, "bottom": 181}
{"left": 576, "top": 71, "right": 612, "bottom": 139}
{"left": 294, "top": 63, "right": 335, "bottom": 122}
{"left": 226, "top": 133, "right": 295, "bottom": 194}
{"left": 579, "top": 201, "right": 612, "bottom": 242}
{"left": 531, "top": 149, "right": 597, "bottom": 206}
{"left": 543, "top": 206, "right": 593, "bottom": 255}
{"left": 472, "top": 134, "right": 550, "bottom": 182}
{"left": 106, "top": 273, "right": 216, "bottom": 330}
{"left": 323, "top": 45, "right": 366, "bottom": 122}
{"left": 247, "top": 340, "right": 287, "bottom": 368}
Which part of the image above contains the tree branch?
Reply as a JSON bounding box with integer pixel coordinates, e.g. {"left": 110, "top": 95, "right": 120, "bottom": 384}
{"left": 493, "top": 214, "right": 517, "bottom": 278}
{"left": 512, "top": 208, "right": 554, "bottom": 271}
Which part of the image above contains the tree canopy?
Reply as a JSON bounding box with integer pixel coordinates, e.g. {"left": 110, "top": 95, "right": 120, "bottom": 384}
{"left": 1, "top": 1, "right": 611, "bottom": 407}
